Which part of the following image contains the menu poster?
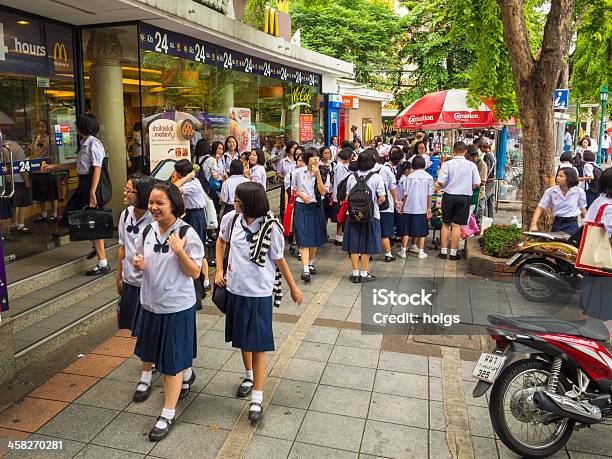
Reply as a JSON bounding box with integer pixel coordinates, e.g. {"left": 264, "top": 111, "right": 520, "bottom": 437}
{"left": 299, "top": 114, "right": 313, "bottom": 143}
{"left": 229, "top": 108, "right": 252, "bottom": 153}
{"left": 148, "top": 119, "right": 191, "bottom": 170}
{"left": 54, "top": 114, "right": 78, "bottom": 164}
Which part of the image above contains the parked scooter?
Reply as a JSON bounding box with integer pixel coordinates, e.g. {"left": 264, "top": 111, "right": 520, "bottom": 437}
{"left": 507, "top": 231, "right": 582, "bottom": 302}
{"left": 473, "top": 314, "right": 612, "bottom": 458}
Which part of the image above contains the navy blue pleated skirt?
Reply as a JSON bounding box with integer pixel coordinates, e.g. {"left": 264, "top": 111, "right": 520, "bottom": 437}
{"left": 133, "top": 305, "right": 197, "bottom": 376}
{"left": 293, "top": 201, "right": 327, "bottom": 248}
{"left": 380, "top": 212, "right": 395, "bottom": 238}
{"left": 397, "top": 213, "right": 429, "bottom": 237}
{"left": 322, "top": 195, "right": 334, "bottom": 220}
{"left": 581, "top": 273, "right": 612, "bottom": 320}
{"left": 183, "top": 208, "right": 206, "bottom": 243}
{"left": 225, "top": 292, "right": 274, "bottom": 352}
{"left": 118, "top": 282, "right": 141, "bottom": 333}
{"left": 342, "top": 219, "right": 382, "bottom": 254}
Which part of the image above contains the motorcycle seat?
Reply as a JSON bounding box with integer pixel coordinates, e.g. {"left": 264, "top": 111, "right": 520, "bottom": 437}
{"left": 488, "top": 315, "right": 610, "bottom": 341}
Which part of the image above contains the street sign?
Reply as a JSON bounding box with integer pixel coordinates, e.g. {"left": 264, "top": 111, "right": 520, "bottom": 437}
{"left": 554, "top": 89, "right": 569, "bottom": 109}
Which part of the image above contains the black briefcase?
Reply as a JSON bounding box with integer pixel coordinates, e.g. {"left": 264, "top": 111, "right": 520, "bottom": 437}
{"left": 68, "top": 207, "right": 114, "bottom": 241}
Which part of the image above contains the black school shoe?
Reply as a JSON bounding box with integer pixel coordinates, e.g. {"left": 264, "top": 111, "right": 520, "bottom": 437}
{"left": 309, "top": 265, "right": 317, "bottom": 275}
{"left": 148, "top": 416, "right": 175, "bottom": 442}
{"left": 301, "top": 272, "right": 311, "bottom": 283}
{"left": 179, "top": 370, "right": 196, "bottom": 400}
{"left": 237, "top": 378, "right": 253, "bottom": 397}
{"left": 349, "top": 274, "right": 360, "bottom": 283}
{"left": 360, "top": 274, "right": 377, "bottom": 283}
{"left": 438, "top": 252, "right": 448, "bottom": 260}
{"left": 384, "top": 255, "right": 396, "bottom": 262}
{"left": 133, "top": 381, "right": 152, "bottom": 403}
{"left": 333, "top": 240, "right": 342, "bottom": 246}
{"left": 449, "top": 253, "right": 462, "bottom": 261}
{"left": 85, "top": 265, "right": 111, "bottom": 276}
{"left": 249, "top": 402, "right": 263, "bottom": 422}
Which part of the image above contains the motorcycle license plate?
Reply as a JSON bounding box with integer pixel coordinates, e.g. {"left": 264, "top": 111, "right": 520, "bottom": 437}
{"left": 506, "top": 253, "right": 522, "bottom": 266}
{"left": 472, "top": 353, "right": 506, "bottom": 383}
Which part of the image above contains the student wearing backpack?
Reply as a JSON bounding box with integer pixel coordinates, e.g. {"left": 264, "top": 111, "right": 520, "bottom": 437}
{"left": 291, "top": 148, "right": 329, "bottom": 283}
{"left": 220, "top": 160, "right": 249, "bottom": 217}
{"left": 343, "top": 149, "right": 386, "bottom": 283}
{"left": 331, "top": 148, "right": 352, "bottom": 245}
{"left": 580, "top": 150, "right": 602, "bottom": 208}
{"left": 373, "top": 151, "right": 398, "bottom": 262}
{"left": 132, "top": 183, "right": 204, "bottom": 442}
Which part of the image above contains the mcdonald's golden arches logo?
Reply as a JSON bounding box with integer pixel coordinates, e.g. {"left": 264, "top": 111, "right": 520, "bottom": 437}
{"left": 53, "top": 42, "right": 69, "bottom": 70}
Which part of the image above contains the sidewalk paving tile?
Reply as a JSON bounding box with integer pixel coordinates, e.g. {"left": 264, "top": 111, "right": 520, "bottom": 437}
{"left": 74, "top": 444, "right": 145, "bottom": 458}
{"left": 151, "top": 368, "right": 215, "bottom": 393}
{"left": 124, "top": 389, "right": 196, "bottom": 418}
{"left": 288, "top": 442, "right": 358, "bottom": 459}
{"left": 148, "top": 421, "right": 229, "bottom": 458}
{"left": 270, "top": 379, "right": 317, "bottom": 410}
{"left": 328, "top": 346, "right": 379, "bottom": 369}
{"left": 429, "top": 357, "right": 442, "bottom": 378}
{"left": 294, "top": 341, "right": 333, "bottom": 362}
{"left": 373, "top": 370, "right": 428, "bottom": 399}
{"left": 368, "top": 392, "right": 428, "bottom": 428}
{"left": 62, "top": 354, "right": 126, "bottom": 378}
{"left": 309, "top": 385, "right": 371, "bottom": 418}
{"left": 221, "top": 353, "right": 271, "bottom": 374}
{"left": 104, "top": 358, "right": 155, "bottom": 383}
{"left": 199, "top": 330, "right": 233, "bottom": 350}
{"left": 463, "top": 380, "right": 488, "bottom": 407}
{"left": 0, "top": 397, "right": 68, "bottom": 433}
{"left": 28, "top": 373, "right": 99, "bottom": 403}
{"left": 295, "top": 411, "right": 365, "bottom": 453}
{"left": 178, "top": 394, "right": 246, "bottom": 430}
{"left": 360, "top": 420, "right": 428, "bottom": 459}
{"left": 429, "top": 377, "right": 443, "bottom": 402}
{"left": 91, "top": 337, "right": 136, "bottom": 358}
{"left": 378, "top": 351, "right": 429, "bottom": 375}
{"left": 255, "top": 404, "right": 306, "bottom": 441}
{"left": 4, "top": 434, "right": 85, "bottom": 459}
{"left": 467, "top": 405, "right": 495, "bottom": 438}
{"left": 283, "top": 358, "right": 326, "bottom": 383}
{"left": 320, "top": 363, "right": 376, "bottom": 391}
{"left": 429, "top": 429, "right": 452, "bottom": 459}
{"left": 202, "top": 371, "right": 246, "bottom": 398}
{"left": 0, "top": 427, "right": 30, "bottom": 457}
{"left": 471, "top": 436, "right": 497, "bottom": 459}
{"left": 304, "top": 326, "right": 340, "bottom": 345}
{"left": 244, "top": 435, "right": 293, "bottom": 459}
{"left": 90, "top": 412, "right": 155, "bottom": 454}
{"left": 192, "top": 347, "right": 234, "bottom": 370}
{"left": 567, "top": 424, "right": 612, "bottom": 457}
{"left": 317, "top": 307, "right": 351, "bottom": 321}
{"left": 429, "top": 400, "right": 446, "bottom": 431}
{"left": 336, "top": 329, "right": 382, "bottom": 350}
{"left": 74, "top": 379, "right": 135, "bottom": 411}
{"left": 37, "top": 404, "right": 118, "bottom": 442}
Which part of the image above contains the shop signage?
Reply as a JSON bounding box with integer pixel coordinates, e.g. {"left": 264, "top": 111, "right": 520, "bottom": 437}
{"left": 55, "top": 115, "right": 78, "bottom": 164}
{"left": 342, "top": 96, "right": 359, "bottom": 109}
{"left": 0, "top": 10, "right": 74, "bottom": 78}
{"left": 299, "top": 114, "right": 313, "bottom": 143}
{"left": 328, "top": 94, "right": 342, "bottom": 109}
{"left": 36, "top": 77, "right": 50, "bottom": 87}
{"left": 0, "top": 157, "right": 51, "bottom": 175}
{"left": 139, "top": 23, "right": 320, "bottom": 87}
{"left": 291, "top": 86, "right": 313, "bottom": 106}
{"left": 148, "top": 119, "right": 191, "bottom": 170}
{"left": 229, "top": 107, "right": 252, "bottom": 153}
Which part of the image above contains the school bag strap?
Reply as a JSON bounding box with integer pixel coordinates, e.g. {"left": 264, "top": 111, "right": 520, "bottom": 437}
{"left": 142, "top": 223, "right": 153, "bottom": 242}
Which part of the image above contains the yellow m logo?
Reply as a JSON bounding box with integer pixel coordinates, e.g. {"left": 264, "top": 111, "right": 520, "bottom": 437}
{"left": 53, "top": 42, "right": 67, "bottom": 61}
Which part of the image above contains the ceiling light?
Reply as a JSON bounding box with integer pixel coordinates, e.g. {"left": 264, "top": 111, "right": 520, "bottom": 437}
{"left": 17, "top": 20, "right": 29, "bottom": 25}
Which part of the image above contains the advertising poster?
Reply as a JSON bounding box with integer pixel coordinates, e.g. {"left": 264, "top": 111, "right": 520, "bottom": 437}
{"left": 148, "top": 119, "right": 191, "bottom": 170}
{"left": 299, "top": 114, "right": 313, "bottom": 143}
{"left": 54, "top": 114, "right": 78, "bottom": 164}
{"left": 228, "top": 107, "right": 252, "bottom": 153}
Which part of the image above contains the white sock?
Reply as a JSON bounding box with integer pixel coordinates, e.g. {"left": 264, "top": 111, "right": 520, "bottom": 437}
{"left": 136, "top": 370, "right": 152, "bottom": 392}
{"left": 352, "top": 270, "right": 359, "bottom": 276}
{"left": 335, "top": 235, "right": 343, "bottom": 242}
{"left": 17, "top": 224, "right": 24, "bottom": 229}
{"left": 303, "top": 266, "right": 310, "bottom": 274}
{"left": 410, "top": 244, "right": 417, "bottom": 250}
{"left": 41, "top": 212, "right": 48, "bottom": 218}
{"left": 400, "top": 247, "right": 406, "bottom": 253}
{"left": 203, "top": 278, "right": 210, "bottom": 287}
{"left": 419, "top": 249, "right": 425, "bottom": 255}
{"left": 360, "top": 270, "right": 368, "bottom": 277}
{"left": 385, "top": 252, "right": 392, "bottom": 257}
{"left": 98, "top": 259, "right": 108, "bottom": 268}
{"left": 250, "top": 390, "right": 263, "bottom": 412}
{"left": 182, "top": 367, "right": 192, "bottom": 382}
{"left": 440, "top": 248, "right": 448, "bottom": 254}
{"left": 450, "top": 249, "right": 457, "bottom": 256}
{"left": 246, "top": 369, "right": 254, "bottom": 381}
{"left": 309, "top": 262, "right": 315, "bottom": 268}
{"left": 155, "top": 408, "right": 175, "bottom": 429}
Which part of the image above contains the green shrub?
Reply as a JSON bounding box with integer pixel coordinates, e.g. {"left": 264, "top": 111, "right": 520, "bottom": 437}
{"left": 480, "top": 224, "right": 523, "bottom": 258}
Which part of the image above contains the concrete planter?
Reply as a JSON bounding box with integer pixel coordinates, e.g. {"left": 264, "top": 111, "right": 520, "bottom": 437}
{"left": 465, "top": 237, "right": 516, "bottom": 281}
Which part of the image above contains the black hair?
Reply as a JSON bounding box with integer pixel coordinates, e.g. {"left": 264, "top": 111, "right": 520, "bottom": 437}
{"left": 338, "top": 147, "right": 352, "bottom": 162}
{"left": 240, "top": 152, "right": 249, "bottom": 163}
{"left": 285, "top": 141, "right": 298, "bottom": 158}
{"left": 319, "top": 145, "right": 332, "bottom": 158}
{"left": 235, "top": 182, "right": 269, "bottom": 219}
{"left": 466, "top": 144, "right": 479, "bottom": 158}
{"left": 411, "top": 156, "right": 426, "bottom": 170}
{"left": 389, "top": 148, "right": 404, "bottom": 165}
{"left": 251, "top": 148, "right": 266, "bottom": 166}
{"left": 229, "top": 159, "right": 244, "bottom": 176}
{"left": 129, "top": 173, "right": 154, "bottom": 210}
{"left": 583, "top": 150, "right": 596, "bottom": 162}
{"left": 341, "top": 139, "right": 353, "bottom": 149}
{"left": 133, "top": 122, "right": 142, "bottom": 132}
{"left": 194, "top": 138, "right": 211, "bottom": 159}
{"left": 453, "top": 141, "right": 467, "bottom": 154}
{"left": 356, "top": 148, "right": 376, "bottom": 171}
{"left": 579, "top": 137, "right": 591, "bottom": 146}
{"left": 373, "top": 149, "right": 385, "bottom": 164}
{"left": 225, "top": 135, "right": 238, "bottom": 152}
{"left": 211, "top": 141, "right": 224, "bottom": 157}
{"left": 598, "top": 168, "right": 612, "bottom": 197}
{"left": 76, "top": 113, "right": 99, "bottom": 137}
{"left": 174, "top": 159, "right": 194, "bottom": 177}
{"left": 302, "top": 147, "right": 320, "bottom": 166}
{"left": 557, "top": 167, "right": 579, "bottom": 188}
{"left": 330, "top": 135, "right": 338, "bottom": 144}
{"left": 354, "top": 138, "right": 362, "bottom": 148}
{"left": 413, "top": 140, "right": 427, "bottom": 154}
{"left": 560, "top": 151, "right": 573, "bottom": 163}
{"left": 150, "top": 183, "right": 185, "bottom": 218}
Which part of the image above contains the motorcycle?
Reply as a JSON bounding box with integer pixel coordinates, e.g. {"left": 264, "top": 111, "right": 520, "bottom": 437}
{"left": 473, "top": 314, "right": 612, "bottom": 458}
{"left": 507, "top": 231, "right": 582, "bottom": 302}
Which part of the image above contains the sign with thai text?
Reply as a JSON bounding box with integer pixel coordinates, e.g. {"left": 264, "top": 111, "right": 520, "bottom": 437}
{"left": 148, "top": 119, "right": 191, "bottom": 170}
{"left": 299, "top": 114, "right": 313, "bottom": 143}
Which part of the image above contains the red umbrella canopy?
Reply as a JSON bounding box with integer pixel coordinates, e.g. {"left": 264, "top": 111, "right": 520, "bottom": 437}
{"left": 394, "top": 89, "right": 497, "bottom": 130}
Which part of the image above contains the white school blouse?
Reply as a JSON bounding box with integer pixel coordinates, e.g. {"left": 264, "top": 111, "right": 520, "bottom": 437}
{"left": 182, "top": 178, "right": 206, "bottom": 209}
{"left": 374, "top": 163, "right": 397, "bottom": 214}
{"left": 291, "top": 166, "right": 331, "bottom": 204}
{"left": 250, "top": 164, "right": 267, "bottom": 189}
{"left": 77, "top": 135, "right": 105, "bottom": 175}
{"left": 118, "top": 206, "right": 153, "bottom": 287}
{"left": 537, "top": 186, "right": 586, "bottom": 217}
{"left": 138, "top": 219, "right": 204, "bottom": 314}
{"left": 437, "top": 156, "right": 480, "bottom": 196}
{"left": 220, "top": 175, "right": 249, "bottom": 204}
{"left": 399, "top": 170, "right": 434, "bottom": 214}
{"left": 220, "top": 210, "right": 284, "bottom": 297}
{"left": 332, "top": 162, "right": 350, "bottom": 203}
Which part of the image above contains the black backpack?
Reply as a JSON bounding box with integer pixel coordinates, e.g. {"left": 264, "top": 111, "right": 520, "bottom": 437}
{"left": 336, "top": 174, "right": 351, "bottom": 202}
{"left": 347, "top": 172, "right": 375, "bottom": 223}
{"left": 194, "top": 156, "right": 211, "bottom": 196}
{"left": 588, "top": 163, "right": 603, "bottom": 193}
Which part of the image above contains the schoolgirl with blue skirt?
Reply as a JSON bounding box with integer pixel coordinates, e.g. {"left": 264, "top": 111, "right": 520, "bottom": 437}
{"left": 342, "top": 149, "right": 385, "bottom": 283}
{"left": 215, "top": 182, "right": 303, "bottom": 422}
{"left": 319, "top": 146, "right": 334, "bottom": 224}
{"left": 132, "top": 183, "right": 204, "bottom": 442}
{"left": 331, "top": 148, "right": 352, "bottom": 245}
{"left": 291, "top": 147, "right": 329, "bottom": 283}
{"left": 373, "top": 150, "right": 398, "bottom": 262}
{"left": 220, "top": 159, "right": 249, "bottom": 218}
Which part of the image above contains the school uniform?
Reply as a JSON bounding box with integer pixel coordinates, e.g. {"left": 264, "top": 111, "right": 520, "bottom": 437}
{"left": 220, "top": 211, "right": 284, "bottom": 351}
{"left": 374, "top": 163, "right": 397, "bottom": 238}
{"left": 330, "top": 145, "right": 339, "bottom": 160}
{"left": 342, "top": 171, "right": 385, "bottom": 254}
{"left": 181, "top": 178, "right": 207, "bottom": 242}
{"left": 320, "top": 162, "right": 334, "bottom": 220}
{"left": 398, "top": 170, "right": 434, "bottom": 237}
{"left": 250, "top": 164, "right": 267, "bottom": 189}
{"left": 220, "top": 175, "right": 249, "bottom": 217}
{"left": 582, "top": 161, "right": 599, "bottom": 207}
{"left": 221, "top": 151, "right": 240, "bottom": 174}
{"left": 117, "top": 206, "right": 153, "bottom": 331}
{"left": 537, "top": 185, "right": 586, "bottom": 234}
{"left": 331, "top": 161, "right": 350, "bottom": 223}
{"left": 437, "top": 156, "right": 481, "bottom": 225}
{"left": 557, "top": 161, "right": 579, "bottom": 176}
{"left": 133, "top": 219, "right": 204, "bottom": 376}
{"left": 291, "top": 166, "right": 328, "bottom": 248}
{"left": 277, "top": 158, "right": 295, "bottom": 221}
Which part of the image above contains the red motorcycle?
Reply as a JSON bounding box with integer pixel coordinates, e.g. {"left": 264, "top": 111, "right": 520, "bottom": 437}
{"left": 473, "top": 314, "right": 612, "bottom": 458}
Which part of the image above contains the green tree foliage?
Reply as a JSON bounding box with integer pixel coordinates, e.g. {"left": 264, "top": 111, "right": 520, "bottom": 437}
{"left": 290, "top": 0, "right": 403, "bottom": 87}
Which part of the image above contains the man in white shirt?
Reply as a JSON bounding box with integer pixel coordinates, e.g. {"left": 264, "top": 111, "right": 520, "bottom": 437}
{"left": 436, "top": 141, "right": 481, "bottom": 260}
{"left": 601, "top": 132, "right": 610, "bottom": 164}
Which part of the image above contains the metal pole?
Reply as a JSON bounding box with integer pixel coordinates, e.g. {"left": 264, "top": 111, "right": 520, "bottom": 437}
{"left": 574, "top": 102, "right": 580, "bottom": 151}
{"left": 597, "top": 84, "right": 608, "bottom": 165}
